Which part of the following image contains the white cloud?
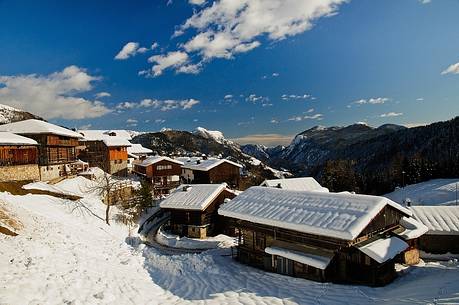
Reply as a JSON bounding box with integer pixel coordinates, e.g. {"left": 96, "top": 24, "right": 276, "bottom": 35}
{"left": 272, "top": 72, "right": 279, "bottom": 77}
{"left": 126, "top": 118, "right": 138, "bottom": 124}
{"left": 306, "top": 108, "right": 314, "bottom": 113}
{"left": 441, "top": 62, "right": 459, "bottom": 75}
{"left": 224, "top": 94, "right": 233, "bottom": 99}
{"left": 95, "top": 92, "right": 111, "bottom": 98}
{"left": 419, "top": 0, "right": 431, "bottom": 4}
{"left": 189, "top": 0, "right": 206, "bottom": 5}
{"left": 148, "top": 51, "right": 189, "bottom": 76}
{"left": 116, "top": 98, "right": 199, "bottom": 111}
{"left": 288, "top": 113, "right": 323, "bottom": 121}
{"left": 270, "top": 119, "right": 279, "bottom": 124}
{"left": 155, "top": 119, "right": 166, "bottom": 124}
{"left": 350, "top": 97, "right": 389, "bottom": 107}
{"left": 416, "top": 97, "right": 424, "bottom": 101}
{"left": 115, "top": 41, "right": 158, "bottom": 60}
{"left": 151, "top": 0, "right": 345, "bottom": 75}
{"left": 246, "top": 94, "right": 269, "bottom": 103}
{"left": 0, "top": 66, "right": 111, "bottom": 120}
{"left": 380, "top": 112, "right": 403, "bottom": 117}
{"left": 282, "top": 94, "right": 311, "bottom": 101}
{"left": 115, "top": 42, "right": 140, "bottom": 60}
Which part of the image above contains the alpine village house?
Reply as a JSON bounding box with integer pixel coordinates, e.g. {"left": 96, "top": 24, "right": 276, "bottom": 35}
{"left": 78, "top": 130, "right": 132, "bottom": 177}
{"left": 0, "top": 132, "right": 40, "bottom": 181}
{"left": 178, "top": 157, "right": 242, "bottom": 189}
{"left": 160, "top": 183, "right": 237, "bottom": 238}
{"left": 132, "top": 156, "right": 183, "bottom": 195}
{"left": 218, "top": 186, "right": 427, "bottom": 286}
{"left": 0, "top": 119, "right": 83, "bottom": 181}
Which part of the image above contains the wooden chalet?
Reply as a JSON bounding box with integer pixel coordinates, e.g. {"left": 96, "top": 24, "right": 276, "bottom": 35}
{"left": 260, "top": 177, "right": 329, "bottom": 192}
{"left": 78, "top": 130, "right": 131, "bottom": 176}
{"left": 218, "top": 187, "right": 425, "bottom": 286}
{"left": 0, "top": 119, "right": 83, "bottom": 181}
{"left": 0, "top": 132, "right": 40, "bottom": 182}
{"left": 410, "top": 206, "right": 459, "bottom": 254}
{"left": 132, "top": 156, "right": 183, "bottom": 195}
{"left": 179, "top": 157, "right": 242, "bottom": 189}
{"left": 160, "top": 183, "right": 237, "bottom": 238}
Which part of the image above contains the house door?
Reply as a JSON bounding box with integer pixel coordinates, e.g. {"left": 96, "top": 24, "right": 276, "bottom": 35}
{"left": 276, "top": 257, "right": 293, "bottom": 275}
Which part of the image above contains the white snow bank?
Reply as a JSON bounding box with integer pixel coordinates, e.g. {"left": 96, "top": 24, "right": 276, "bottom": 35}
{"left": 155, "top": 225, "right": 236, "bottom": 250}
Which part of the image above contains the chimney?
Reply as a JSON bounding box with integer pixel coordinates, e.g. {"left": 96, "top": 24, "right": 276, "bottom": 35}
{"left": 202, "top": 154, "right": 208, "bottom": 160}
{"left": 196, "top": 160, "right": 201, "bottom": 164}
{"left": 276, "top": 183, "right": 282, "bottom": 189}
{"left": 182, "top": 185, "right": 192, "bottom": 192}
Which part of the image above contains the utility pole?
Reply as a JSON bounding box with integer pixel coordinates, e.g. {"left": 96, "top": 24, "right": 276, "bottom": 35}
{"left": 456, "top": 182, "right": 458, "bottom": 206}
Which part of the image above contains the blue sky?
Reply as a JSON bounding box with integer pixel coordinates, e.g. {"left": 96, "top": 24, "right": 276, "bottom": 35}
{"left": 1, "top": 0, "right": 458, "bottom": 146}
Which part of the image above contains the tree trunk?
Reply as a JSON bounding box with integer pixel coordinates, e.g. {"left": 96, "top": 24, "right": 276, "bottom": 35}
{"left": 105, "top": 198, "right": 111, "bottom": 225}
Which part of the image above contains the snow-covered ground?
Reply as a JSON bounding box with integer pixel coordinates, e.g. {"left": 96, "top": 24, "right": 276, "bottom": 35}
{"left": 384, "top": 178, "right": 459, "bottom": 206}
{"left": 2, "top": 179, "right": 459, "bottom": 304}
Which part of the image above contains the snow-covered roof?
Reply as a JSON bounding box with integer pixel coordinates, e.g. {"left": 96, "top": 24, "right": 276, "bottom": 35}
{"left": 398, "top": 216, "right": 429, "bottom": 240}
{"left": 218, "top": 186, "right": 412, "bottom": 241}
{"left": 136, "top": 156, "right": 184, "bottom": 167}
{"left": 265, "top": 247, "right": 333, "bottom": 270}
{"left": 181, "top": 158, "right": 242, "bottom": 171}
{"left": 160, "top": 183, "right": 228, "bottom": 211}
{"left": 0, "top": 119, "right": 82, "bottom": 138}
{"left": 0, "top": 132, "right": 38, "bottom": 145}
{"left": 127, "top": 143, "right": 153, "bottom": 155}
{"left": 101, "top": 137, "right": 131, "bottom": 147}
{"left": 357, "top": 237, "right": 408, "bottom": 263}
{"left": 410, "top": 206, "right": 459, "bottom": 235}
{"left": 384, "top": 178, "right": 459, "bottom": 206}
{"left": 78, "top": 130, "right": 131, "bottom": 147}
{"left": 78, "top": 129, "right": 133, "bottom": 140}
{"left": 260, "top": 177, "right": 329, "bottom": 192}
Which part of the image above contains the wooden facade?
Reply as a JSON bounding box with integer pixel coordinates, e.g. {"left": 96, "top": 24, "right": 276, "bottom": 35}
{"left": 25, "top": 134, "right": 79, "bottom": 166}
{"left": 164, "top": 189, "right": 236, "bottom": 239}
{"left": 226, "top": 205, "right": 408, "bottom": 286}
{"left": 78, "top": 140, "right": 128, "bottom": 176}
{"left": 0, "top": 145, "right": 38, "bottom": 166}
{"left": 183, "top": 162, "right": 241, "bottom": 188}
{"left": 133, "top": 159, "right": 182, "bottom": 195}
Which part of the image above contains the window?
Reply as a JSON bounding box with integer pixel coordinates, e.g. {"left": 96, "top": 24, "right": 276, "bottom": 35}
{"left": 254, "top": 232, "right": 265, "bottom": 250}
{"left": 157, "top": 164, "right": 172, "bottom": 171}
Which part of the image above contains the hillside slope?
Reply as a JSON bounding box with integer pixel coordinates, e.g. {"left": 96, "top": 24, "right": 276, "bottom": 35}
{"left": 0, "top": 104, "right": 44, "bottom": 124}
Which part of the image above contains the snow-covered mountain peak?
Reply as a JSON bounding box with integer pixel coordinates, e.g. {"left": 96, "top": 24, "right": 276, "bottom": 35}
{"left": 0, "top": 103, "right": 44, "bottom": 124}
{"left": 194, "top": 127, "right": 229, "bottom": 144}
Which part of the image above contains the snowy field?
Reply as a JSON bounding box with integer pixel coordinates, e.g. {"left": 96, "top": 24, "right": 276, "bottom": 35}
{"left": 385, "top": 178, "right": 459, "bottom": 206}
{"left": 1, "top": 182, "right": 459, "bottom": 304}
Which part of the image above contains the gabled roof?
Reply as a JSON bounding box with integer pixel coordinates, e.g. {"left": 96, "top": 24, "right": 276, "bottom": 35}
{"left": 78, "top": 129, "right": 132, "bottom": 140}
{"left": 0, "top": 132, "right": 38, "bottom": 145}
{"left": 260, "top": 177, "right": 329, "bottom": 192}
{"left": 78, "top": 130, "right": 131, "bottom": 147}
{"left": 160, "top": 183, "right": 228, "bottom": 211}
{"left": 136, "top": 156, "right": 184, "bottom": 167}
{"left": 127, "top": 143, "right": 153, "bottom": 155}
{"left": 180, "top": 157, "right": 242, "bottom": 171}
{"left": 410, "top": 206, "right": 459, "bottom": 235}
{"left": 218, "top": 186, "right": 411, "bottom": 241}
{"left": 0, "top": 119, "right": 82, "bottom": 138}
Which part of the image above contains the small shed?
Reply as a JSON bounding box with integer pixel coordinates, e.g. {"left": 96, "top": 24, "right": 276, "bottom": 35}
{"left": 160, "top": 183, "right": 237, "bottom": 238}
{"left": 410, "top": 206, "right": 459, "bottom": 254}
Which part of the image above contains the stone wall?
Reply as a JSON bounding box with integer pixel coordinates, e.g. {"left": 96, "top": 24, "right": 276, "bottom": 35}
{"left": 0, "top": 164, "right": 40, "bottom": 182}
{"left": 39, "top": 165, "right": 62, "bottom": 181}
{"left": 109, "top": 160, "right": 128, "bottom": 176}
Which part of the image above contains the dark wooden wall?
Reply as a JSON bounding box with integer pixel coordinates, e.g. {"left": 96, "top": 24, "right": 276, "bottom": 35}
{"left": 23, "top": 134, "right": 78, "bottom": 165}
{"left": 0, "top": 146, "right": 38, "bottom": 165}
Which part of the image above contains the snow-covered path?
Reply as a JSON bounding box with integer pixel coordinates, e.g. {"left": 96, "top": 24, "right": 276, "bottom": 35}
{"left": 1, "top": 191, "right": 459, "bottom": 305}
